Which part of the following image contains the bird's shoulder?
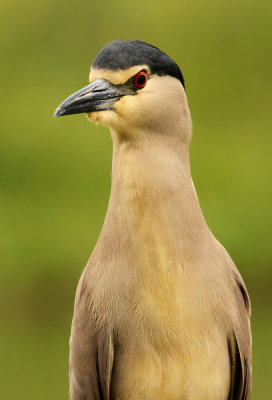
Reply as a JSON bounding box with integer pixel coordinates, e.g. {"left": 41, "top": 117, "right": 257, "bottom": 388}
{"left": 69, "top": 268, "right": 114, "bottom": 400}
{"left": 213, "top": 241, "right": 252, "bottom": 399}
{"left": 230, "top": 267, "right": 252, "bottom": 399}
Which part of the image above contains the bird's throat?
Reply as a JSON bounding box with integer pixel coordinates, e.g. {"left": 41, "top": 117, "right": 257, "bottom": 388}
{"left": 99, "top": 136, "right": 207, "bottom": 267}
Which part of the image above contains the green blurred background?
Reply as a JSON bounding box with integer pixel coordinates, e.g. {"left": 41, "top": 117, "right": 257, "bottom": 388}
{"left": 1, "top": 0, "right": 271, "bottom": 398}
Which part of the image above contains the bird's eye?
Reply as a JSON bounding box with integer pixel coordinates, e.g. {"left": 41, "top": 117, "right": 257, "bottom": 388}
{"left": 133, "top": 70, "right": 148, "bottom": 89}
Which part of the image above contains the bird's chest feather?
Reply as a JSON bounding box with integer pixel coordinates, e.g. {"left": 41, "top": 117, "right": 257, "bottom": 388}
{"left": 89, "top": 256, "right": 230, "bottom": 400}
{"left": 108, "top": 265, "right": 230, "bottom": 400}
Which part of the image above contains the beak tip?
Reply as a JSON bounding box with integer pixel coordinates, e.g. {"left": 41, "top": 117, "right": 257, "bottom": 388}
{"left": 53, "top": 107, "right": 65, "bottom": 118}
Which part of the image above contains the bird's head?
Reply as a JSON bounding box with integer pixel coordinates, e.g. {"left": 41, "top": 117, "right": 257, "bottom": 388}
{"left": 54, "top": 40, "right": 191, "bottom": 143}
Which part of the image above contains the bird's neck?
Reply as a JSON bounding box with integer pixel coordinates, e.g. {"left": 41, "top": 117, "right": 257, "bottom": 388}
{"left": 98, "top": 130, "right": 209, "bottom": 266}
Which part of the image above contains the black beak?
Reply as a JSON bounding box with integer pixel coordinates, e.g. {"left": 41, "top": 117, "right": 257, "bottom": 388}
{"left": 53, "top": 79, "right": 133, "bottom": 118}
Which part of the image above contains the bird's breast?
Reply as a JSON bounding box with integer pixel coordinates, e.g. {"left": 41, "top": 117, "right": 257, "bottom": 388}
{"left": 86, "top": 252, "right": 232, "bottom": 400}
{"left": 109, "top": 268, "right": 231, "bottom": 400}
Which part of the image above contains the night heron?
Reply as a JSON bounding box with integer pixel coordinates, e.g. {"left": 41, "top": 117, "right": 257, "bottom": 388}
{"left": 54, "top": 40, "right": 251, "bottom": 400}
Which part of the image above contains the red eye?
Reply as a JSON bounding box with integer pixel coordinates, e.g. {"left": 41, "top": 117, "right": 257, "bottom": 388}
{"left": 133, "top": 70, "right": 148, "bottom": 89}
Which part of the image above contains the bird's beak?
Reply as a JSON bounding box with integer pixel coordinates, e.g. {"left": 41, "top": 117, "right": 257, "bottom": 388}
{"left": 53, "top": 79, "right": 132, "bottom": 118}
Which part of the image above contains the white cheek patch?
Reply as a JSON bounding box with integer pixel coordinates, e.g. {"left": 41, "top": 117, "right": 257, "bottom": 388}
{"left": 86, "top": 74, "right": 189, "bottom": 137}
{"left": 86, "top": 110, "right": 121, "bottom": 131}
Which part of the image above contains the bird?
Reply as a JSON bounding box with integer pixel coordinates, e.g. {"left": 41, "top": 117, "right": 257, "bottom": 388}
{"left": 54, "top": 40, "right": 252, "bottom": 400}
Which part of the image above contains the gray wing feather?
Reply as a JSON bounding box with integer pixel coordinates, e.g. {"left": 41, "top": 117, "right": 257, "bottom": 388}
{"left": 228, "top": 272, "right": 252, "bottom": 400}
{"left": 69, "top": 270, "right": 114, "bottom": 400}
